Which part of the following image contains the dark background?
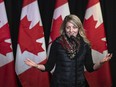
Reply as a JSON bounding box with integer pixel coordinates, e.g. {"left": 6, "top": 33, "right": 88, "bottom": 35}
{"left": 4, "top": 0, "right": 116, "bottom": 86}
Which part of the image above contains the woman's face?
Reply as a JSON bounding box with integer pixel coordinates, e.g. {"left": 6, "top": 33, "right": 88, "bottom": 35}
{"left": 65, "top": 21, "right": 79, "bottom": 37}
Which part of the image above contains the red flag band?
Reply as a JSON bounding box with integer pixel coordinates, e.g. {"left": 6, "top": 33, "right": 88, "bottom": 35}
{"left": 0, "top": 1, "right": 18, "bottom": 87}
{"left": 83, "top": 0, "right": 112, "bottom": 87}
{"left": 15, "top": 0, "right": 50, "bottom": 87}
{"left": 47, "top": 0, "right": 70, "bottom": 73}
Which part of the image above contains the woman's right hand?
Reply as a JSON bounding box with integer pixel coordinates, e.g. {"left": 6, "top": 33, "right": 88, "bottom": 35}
{"left": 24, "top": 58, "right": 38, "bottom": 68}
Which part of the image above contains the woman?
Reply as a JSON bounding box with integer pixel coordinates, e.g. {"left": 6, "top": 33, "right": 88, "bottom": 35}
{"left": 24, "top": 14, "right": 112, "bottom": 87}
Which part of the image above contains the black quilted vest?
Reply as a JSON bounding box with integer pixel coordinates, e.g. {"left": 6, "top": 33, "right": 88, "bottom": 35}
{"left": 50, "top": 38, "right": 90, "bottom": 87}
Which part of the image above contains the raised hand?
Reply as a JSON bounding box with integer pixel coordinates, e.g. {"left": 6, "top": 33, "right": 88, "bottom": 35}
{"left": 24, "top": 58, "right": 38, "bottom": 68}
{"left": 100, "top": 53, "right": 112, "bottom": 64}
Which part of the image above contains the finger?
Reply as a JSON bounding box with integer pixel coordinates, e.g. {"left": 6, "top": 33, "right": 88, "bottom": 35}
{"left": 106, "top": 53, "right": 111, "bottom": 57}
{"left": 25, "top": 61, "right": 34, "bottom": 66}
{"left": 24, "top": 59, "right": 34, "bottom": 65}
{"left": 108, "top": 53, "right": 113, "bottom": 57}
{"left": 29, "top": 60, "right": 36, "bottom": 64}
{"left": 26, "top": 58, "right": 35, "bottom": 63}
{"left": 26, "top": 58, "right": 32, "bottom": 61}
{"left": 106, "top": 57, "right": 111, "bottom": 61}
{"left": 110, "top": 53, "right": 113, "bottom": 57}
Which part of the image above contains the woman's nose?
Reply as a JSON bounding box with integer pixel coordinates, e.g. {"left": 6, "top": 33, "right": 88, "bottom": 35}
{"left": 69, "top": 28, "right": 73, "bottom": 32}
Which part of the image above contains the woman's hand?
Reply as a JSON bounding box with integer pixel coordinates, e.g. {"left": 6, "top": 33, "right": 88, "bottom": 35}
{"left": 24, "top": 58, "right": 38, "bottom": 68}
{"left": 93, "top": 53, "right": 112, "bottom": 70}
{"left": 100, "top": 53, "right": 112, "bottom": 64}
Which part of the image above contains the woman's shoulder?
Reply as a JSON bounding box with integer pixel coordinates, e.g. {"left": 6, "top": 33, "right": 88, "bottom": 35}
{"left": 80, "top": 38, "right": 91, "bottom": 50}
{"left": 84, "top": 42, "right": 91, "bottom": 51}
{"left": 50, "top": 36, "right": 62, "bottom": 46}
{"left": 53, "top": 36, "right": 62, "bottom": 43}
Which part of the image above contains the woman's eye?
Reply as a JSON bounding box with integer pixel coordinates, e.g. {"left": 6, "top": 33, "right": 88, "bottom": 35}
{"left": 73, "top": 26, "right": 77, "bottom": 29}
{"left": 66, "top": 26, "right": 70, "bottom": 29}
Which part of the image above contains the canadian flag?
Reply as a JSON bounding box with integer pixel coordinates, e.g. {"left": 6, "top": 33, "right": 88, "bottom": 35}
{"left": 0, "top": 0, "right": 18, "bottom": 87}
{"left": 15, "top": 0, "right": 50, "bottom": 87}
{"left": 47, "top": 0, "right": 70, "bottom": 73}
{"left": 83, "top": 0, "right": 112, "bottom": 87}
{"left": 48, "top": 0, "right": 70, "bottom": 56}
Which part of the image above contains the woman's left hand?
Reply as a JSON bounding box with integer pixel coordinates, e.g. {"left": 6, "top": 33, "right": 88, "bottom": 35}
{"left": 100, "top": 53, "right": 112, "bottom": 64}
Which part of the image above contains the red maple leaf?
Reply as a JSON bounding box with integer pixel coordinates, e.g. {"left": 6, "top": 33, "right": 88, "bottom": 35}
{"left": 0, "top": 23, "right": 12, "bottom": 55}
{"left": 50, "top": 16, "right": 63, "bottom": 43}
{"left": 19, "top": 16, "right": 44, "bottom": 55}
{"left": 84, "top": 16, "right": 107, "bottom": 53}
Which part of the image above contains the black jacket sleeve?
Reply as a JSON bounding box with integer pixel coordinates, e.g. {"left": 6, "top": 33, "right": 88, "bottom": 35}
{"left": 44, "top": 41, "right": 57, "bottom": 71}
{"left": 84, "top": 44, "right": 95, "bottom": 72}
